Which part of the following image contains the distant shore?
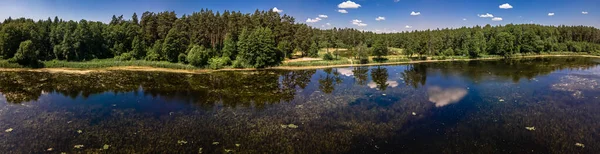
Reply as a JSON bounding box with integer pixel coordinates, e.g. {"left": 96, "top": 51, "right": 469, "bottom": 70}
{"left": 0, "top": 54, "right": 599, "bottom": 74}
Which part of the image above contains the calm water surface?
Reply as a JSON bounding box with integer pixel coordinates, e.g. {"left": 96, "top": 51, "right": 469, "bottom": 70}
{"left": 1, "top": 57, "right": 600, "bottom": 153}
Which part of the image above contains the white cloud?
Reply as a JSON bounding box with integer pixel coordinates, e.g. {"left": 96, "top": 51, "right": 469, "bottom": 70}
{"left": 352, "top": 19, "right": 367, "bottom": 27}
{"left": 478, "top": 13, "right": 494, "bottom": 18}
{"left": 410, "top": 11, "right": 421, "bottom": 16}
{"left": 272, "top": 7, "right": 283, "bottom": 13}
{"left": 463, "top": 18, "right": 467, "bottom": 21}
{"left": 394, "top": 0, "right": 400, "bottom": 2}
{"left": 338, "top": 1, "right": 361, "bottom": 9}
{"left": 376, "top": 16, "right": 386, "bottom": 21}
{"left": 405, "top": 25, "right": 412, "bottom": 29}
{"left": 582, "top": 11, "right": 588, "bottom": 15}
{"left": 338, "top": 9, "right": 348, "bottom": 14}
{"left": 326, "top": 23, "right": 331, "bottom": 26}
{"left": 318, "top": 14, "right": 328, "bottom": 18}
{"left": 548, "top": 12, "right": 554, "bottom": 16}
{"left": 306, "top": 18, "right": 321, "bottom": 23}
{"left": 499, "top": 3, "right": 513, "bottom": 9}
{"left": 492, "top": 17, "right": 503, "bottom": 21}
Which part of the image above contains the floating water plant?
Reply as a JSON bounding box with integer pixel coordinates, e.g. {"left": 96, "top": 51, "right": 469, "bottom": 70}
{"left": 525, "top": 126, "right": 535, "bottom": 131}
{"left": 74, "top": 145, "right": 84, "bottom": 149}
{"left": 288, "top": 124, "right": 298, "bottom": 129}
{"left": 5, "top": 128, "right": 13, "bottom": 133}
{"left": 103, "top": 144, "right": 110, "bottom": 150}
{"left": 575, "top": 143, "right": 585, "bottom": 148}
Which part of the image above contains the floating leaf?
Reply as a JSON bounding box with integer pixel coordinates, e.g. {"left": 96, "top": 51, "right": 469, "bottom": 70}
{"left": 525, "top": 126, "right": 535, "bottom": 131}
{"left": 235, "top": 144, "right": 240, "bottom": 147}
{"left": 47, "top": 148, "right": 53, "bottom": 151}
{"left": 77, "top": 130, "right": 83, "bottom": 134}
{"left": 177, "top": 140, "right": 188, "bottom": 145}
{"left": 412, "top": 112, "right": 417, "bottom": 116}
{"left": 499, "top": 99, "right": 505, "bottom": 102}
{"left": 288, "top": 124, "right": 298, "bottom": 129}
{"left": 280, "top": 124, "right": 288, "bottom": 128}
{"left": 225, "top": 149, "right": 234, "bottom": 153}
{"left": 212, "top": 142, "right": 219, "bottom": 145}
{"left": 74, "top": 145, "right": 84, "bottom": 149}
{"left": 103, "top": 144, "right": 110, "bottom": 150}
{"left": 575, "top": 143, "right": 585, "bottom": 148}
{"left": 5, "top": 128, "right": 13, "bottom": 133}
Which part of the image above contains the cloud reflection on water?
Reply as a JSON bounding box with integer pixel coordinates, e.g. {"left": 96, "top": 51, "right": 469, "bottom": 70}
{"left": 368, "top": 81, "right": 399, "bottom": 89}
{"left": 427, "top": 86, "right": 468, "bottom": 107}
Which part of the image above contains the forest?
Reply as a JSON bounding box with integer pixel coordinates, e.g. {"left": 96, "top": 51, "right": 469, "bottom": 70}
{"left": 1, "top": 9, "right": 600, "bottom": 68}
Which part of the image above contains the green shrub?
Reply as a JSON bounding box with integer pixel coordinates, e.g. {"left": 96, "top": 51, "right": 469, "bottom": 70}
{"left": 208, "top": 57, "right": 231, "bottom": 69}
{"left": 118, "top": 52, "right": 134, "bottom": 61}
{"left": 231, "top": 59, "right": 244, "bottom": 68}
{"left": 323, "top": 52, "right": 334, "bottom": 60}
{"left": 187, "top": 45, "right": 211, "bottom": 67}
{"left": 178, "top": 53, "right": 187, "bottom": 63}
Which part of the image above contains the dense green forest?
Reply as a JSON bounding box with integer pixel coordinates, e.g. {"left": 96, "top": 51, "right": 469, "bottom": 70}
{"left": 1, "top": 9, "right": 600, "bottom": 68}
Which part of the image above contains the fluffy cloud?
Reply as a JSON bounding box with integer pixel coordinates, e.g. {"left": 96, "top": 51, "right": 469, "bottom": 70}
{"left": 405, "top": 25, "right": 412, "bottom": 29}
{"left": 548, "top": 12, "right": 555, "bottom": 16}
{"left": 272, "top": 7, "right": 283, "bottom": 13}
{"left": 394, "top": 0, "right": 400, "bottom": 2}
{"left": 376, "top": 16, "right": 385, "bottom": 21}
{"left": 318, "top": 14, "right": 328, "bottom": 18}
{"left": 499, "top": 3, "right": 513, "bottom": 9}
{"left": 326, "top": 23, "right": 331, "bottom": 26}
{"left": 582, "top": 11, "right": 588, "bottom": 15}
{"left": 463, "top": 18, "right": 467, "bottom": 21}
{"left": 352, "top": 19, "right": 367, "bottom": 27}
{"left": 492, "top": 17, "right": 503, "bottom": 21}
{"left": 478, "top": 13, "right": 494, "bottom": 18}
{"left": 338, "top": 9, "right": 348, "bottom": 14}
{"left": 410, "top": 11, "right": 421, "bottom": 16}
{"left": 338, "top": 1, "right": 361, "bottom": 9}
{"left": 306, "top": 17, "right": 322, "bottom": 23}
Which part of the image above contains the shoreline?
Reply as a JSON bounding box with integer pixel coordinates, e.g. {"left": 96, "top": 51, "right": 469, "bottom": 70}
{"left": 0, "top": 54, "right": 599, "bottom": 74}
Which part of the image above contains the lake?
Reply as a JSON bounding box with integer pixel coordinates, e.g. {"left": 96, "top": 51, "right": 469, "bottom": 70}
{"left": 1, "top": 57, "right": 600, "bottom": 153}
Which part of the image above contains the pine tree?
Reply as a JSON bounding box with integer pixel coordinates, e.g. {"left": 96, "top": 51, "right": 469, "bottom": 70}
{"left": 222, "top": 32, "right": 237, "bottom": 59}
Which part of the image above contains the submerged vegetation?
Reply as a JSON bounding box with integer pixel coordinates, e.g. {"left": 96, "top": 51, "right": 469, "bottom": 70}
{"left": 0, "top": 9, "right": 599, "bottom": 69}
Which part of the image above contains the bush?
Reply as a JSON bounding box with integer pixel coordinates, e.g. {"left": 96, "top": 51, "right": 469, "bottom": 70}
{"left": 118, "top": 52, "right": 134, "bottom": 61}
{"left": 232, "top": 59, "right": 244, "bottom": 68}
{"left": 358, "top": 58, "right": 369, "bottom": 64}
{"left": 178, "top": 53, "right": 187, "bottom": 63}
{"left": 208, "top": 57, "right": 231, "bottom": 69}
{"left": 145, "top": 46, "right": 161, "bottom": 61}
{"left": 13, "top": 40, "right": 40, "bottom": 66}
{"left": 187, "top": 45, "right": 211, "bottom": 67}
{"left": 323, "top": 52, "right": 334, "bottom": 60}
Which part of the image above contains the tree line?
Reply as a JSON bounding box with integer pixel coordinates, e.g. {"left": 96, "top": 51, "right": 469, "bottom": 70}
{"left": 1, "top": 9, "right": 600, "bottom": 68}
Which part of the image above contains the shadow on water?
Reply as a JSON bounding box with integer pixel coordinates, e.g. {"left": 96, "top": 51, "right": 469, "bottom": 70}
{"left": 1, "top": 57, "right": 600, "bottom": 153}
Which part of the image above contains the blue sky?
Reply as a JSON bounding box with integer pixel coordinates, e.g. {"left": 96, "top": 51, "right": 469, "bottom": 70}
{"left": 1, "top": 0, "right": 598, "bottom": 32}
